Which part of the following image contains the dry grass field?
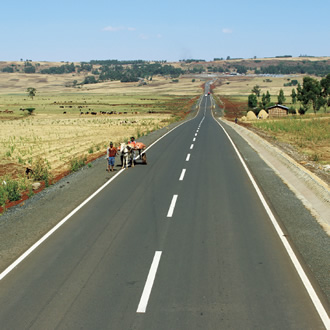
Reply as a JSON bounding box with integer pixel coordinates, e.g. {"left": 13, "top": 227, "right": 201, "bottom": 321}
{"left": 0, "top": 113, "right": 172, "bottom": 177}
{"left": 213, "top": 75, "right": 306, "bottom": 98}
{"left": 0, "top": 73, "right": 203, "bottom": 183}
{"left": 252, "top": 117, "right": 330, "bottom": 166}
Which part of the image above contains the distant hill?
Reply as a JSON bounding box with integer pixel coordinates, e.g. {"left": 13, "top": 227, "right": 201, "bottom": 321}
{"left": 1, "top": 56, "right": 329, "bottom": 80}
{"left": 176, "top": 57, "right": 330, "bottom": 76}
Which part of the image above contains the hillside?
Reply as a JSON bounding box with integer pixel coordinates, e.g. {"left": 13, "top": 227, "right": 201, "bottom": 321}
{"left": 1, "top": 56, "right": 329, "bottom": 79}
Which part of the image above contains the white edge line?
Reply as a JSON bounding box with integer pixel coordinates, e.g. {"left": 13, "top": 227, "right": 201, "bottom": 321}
{"left": 213, "top": 114, "right": 330, "bottom": 329}
{"left": 167, "top": 194, "right": 178, "bottom": 217}
{"left": 0, "top": 168, "right": 125, "bottom": 281}
{"left": 179, "top": 169, "right": 186, "bottom": 181}
{"left": 0, "top": 101, "right": 204, "bottom": 282}
{"left": 136, "top": 251, "right": 162, "bottom": 313}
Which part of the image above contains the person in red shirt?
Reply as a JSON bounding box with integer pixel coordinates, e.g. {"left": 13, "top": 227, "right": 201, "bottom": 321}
{"left": 107, "top": 142, "right": 118, "bottom": 172}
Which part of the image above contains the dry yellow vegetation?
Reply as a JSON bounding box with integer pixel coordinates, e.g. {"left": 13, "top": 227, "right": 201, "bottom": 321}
{"left": 0, "top": 73, "right": 203, "bottom": 179}
{"left": 0, "top": 113, "right": 172, "bottom": 177}
{"left": 213, "top": 75, "right": 307, "bottom": 97}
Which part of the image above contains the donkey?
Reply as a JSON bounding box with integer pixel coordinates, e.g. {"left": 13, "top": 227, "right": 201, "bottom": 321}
{"left": 120, "top": 143, "right": 133, "bottom": 169}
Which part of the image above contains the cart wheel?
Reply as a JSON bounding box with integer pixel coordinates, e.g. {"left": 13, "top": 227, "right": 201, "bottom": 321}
{"left": 142, "top": 153, "right": 147, "bottom": 164}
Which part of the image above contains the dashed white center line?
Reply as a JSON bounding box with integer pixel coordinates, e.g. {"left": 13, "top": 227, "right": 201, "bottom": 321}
{"left": 190, "top": 144, "right": 194, "bottom": 150}
{"left": 136, "top": 251, "right": 162, "bottom": 313}
{"left": 167, "top": 195, "right": 178, "bottom": 217}
{"left": 195, "top": 133, "right": 198, "bottom": 136}
{"left": 193, "top": 138, "right": 196, "bottom": 142}
{"left": 186, "top": 154, "right": 191, "bottom": 161}
{"left": 179, "top": 169, "right": 186, "bottom": 181}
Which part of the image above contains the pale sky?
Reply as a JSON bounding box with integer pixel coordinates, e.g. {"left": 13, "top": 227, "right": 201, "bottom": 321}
{"left": 1, "top": 0, "right": 329, "bottom": 62}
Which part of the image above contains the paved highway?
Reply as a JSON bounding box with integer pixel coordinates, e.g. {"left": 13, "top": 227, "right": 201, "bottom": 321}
{"left": 0, "top": 93, "right": 328, "bottom": 329}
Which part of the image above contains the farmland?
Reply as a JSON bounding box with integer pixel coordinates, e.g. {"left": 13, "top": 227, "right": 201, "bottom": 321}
{"left": 0, "top": 74, "right": 202, "bottom": 184}
{"left": 1, "top": 59, "right": 329, "bottom": 210}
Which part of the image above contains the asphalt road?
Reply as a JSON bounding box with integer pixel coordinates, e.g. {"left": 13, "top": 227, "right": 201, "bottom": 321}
{"left": 0, "top": 94, "right": 328, "bottom": 329}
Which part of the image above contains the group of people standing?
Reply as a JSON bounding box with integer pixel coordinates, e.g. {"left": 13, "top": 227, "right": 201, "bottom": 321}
{"left": 106, "top": 137, "right": 136, "bottom": 172}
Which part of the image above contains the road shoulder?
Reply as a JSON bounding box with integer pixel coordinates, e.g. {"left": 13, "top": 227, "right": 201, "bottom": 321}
{"left": 220, "top": 118, "right": 330, "bottom": 234}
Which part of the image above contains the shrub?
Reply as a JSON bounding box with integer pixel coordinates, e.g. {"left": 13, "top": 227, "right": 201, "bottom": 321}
{"left": 311, "top": 153, "right": 320, "bottom": 161}
{"left": 28, "top": 185, "right": 34, "bottom": 198}
{"left": 0, "top": 184, "right": 8, "bottom": 208}
{"left": 32, "top": 157, "right": 51, "bottom": 182}
{"left": 298, "top": 107, "right": 306, "bottom": 115}
{"left": 70, "top": 155, "right": 87, "bottom": 172}
{"left": 2, "top": 66, "right": 14, "bottom": 73}
{"left": 6, "top": 180, "right": 21, "bottom": 202}
{"left": 0, "top": 178, "right": 21, "bottom": 204}
{"left": 289, "top": 107, "right": 296, "bottom": 114}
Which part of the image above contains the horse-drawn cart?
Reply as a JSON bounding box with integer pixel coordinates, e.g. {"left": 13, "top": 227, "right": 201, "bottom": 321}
{"left": 128, "top": 142, "right": 147, "bottom": 165}
{"left": 118, "top": 141, "right": 147, "bottom": 168}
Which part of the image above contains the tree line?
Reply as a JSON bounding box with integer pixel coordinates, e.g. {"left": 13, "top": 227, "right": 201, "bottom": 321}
{"left": 1, "top": 60, "right": 183, "bottom": 83}
{"left": 254, "top": 61, "right": 329, "bottom": 76}
{"left": 98, "top": 63, "right": 183, "bottom": 83}
{"left": 248, "top": 73, "right": 330, "bottom": 115}
{"left": 2, "top": 58, "right": 329, "bottom": 77}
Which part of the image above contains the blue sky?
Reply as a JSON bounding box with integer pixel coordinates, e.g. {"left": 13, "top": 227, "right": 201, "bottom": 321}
{"left": 1, "top": 0, "right": 329, "bottom": 62}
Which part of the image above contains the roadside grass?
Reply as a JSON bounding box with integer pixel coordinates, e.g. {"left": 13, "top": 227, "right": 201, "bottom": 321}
{"left": 252, "top": 116, "right": 330, "bottom": 164}
{"left": 0, "top": 175, "right": 35, "bottom": 210}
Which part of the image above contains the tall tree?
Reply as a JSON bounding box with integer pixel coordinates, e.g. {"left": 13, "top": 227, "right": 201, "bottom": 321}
{"left": 265, "top": 90, "right": 271, "bottom": 104}
{"left": 320, "top": 73, "right": 330, "bottom": 107}
{"left": 248, "top": 94, "right": 258, "bottom": 108}
{"left": 26, "top": 87, "right": 36, "bottom": 100}
{"left": 291, "top": 88, "right": 297, "bottom": 104}
{"left": 251, "top": 85, "right": 261, "bottom": 97}
{"left": 316, "top": 96, "right": 326, "bottom": 113}
{"left": 297, "top": 76, "right": 322, "bottom": 114}
{"left": 278, "top": 89, "right": 286, "bottom": 104}
{"left": 261, "top": 93, "right": 267, "bottom": 108}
